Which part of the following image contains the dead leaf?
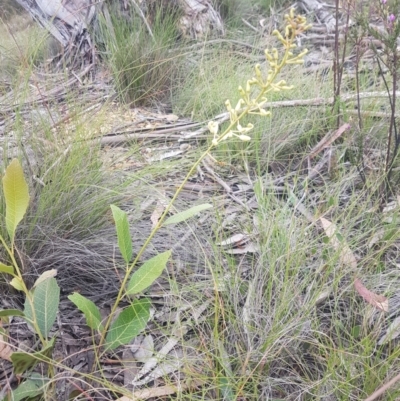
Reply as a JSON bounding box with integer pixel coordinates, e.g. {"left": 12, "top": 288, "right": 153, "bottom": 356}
{"left": 165, "top": 114, "right": 179, "bottom": 122}
{"left": 132, "top": 335, "right": 154, "bottom": 363}
{"left": 378, "top": 316, "right": 400, "bottom": 344}
{"left": 217, "top": 233, "right": 247, "bottom": 247}
{"left": 115, "top": 379, "right": 204, "bottom": 401}
{"left": 150, "top": 200, "right": 165, "bottom": 228}
{"left": 368, "top": 229, "right": 384, "bottom": 248}
{"left": 225, "top": 242, "right": 258, "bottom": 254}
{"left": 354, "top": 278, "right": 388, "bottom": 312}
{"left": 0, "top": 323, "right": 13, "bottom": 361}
{"left": 320, "top": 217, "right": 357, "bottom": 269}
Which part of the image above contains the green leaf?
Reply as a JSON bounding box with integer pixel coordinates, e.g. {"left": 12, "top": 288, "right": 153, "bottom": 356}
{"left": 68, "top": 293, "right": 103, "bottom": 331}
{"left": 5, "top": 373, "right": 48, "bottom": 401}
{"left": 0, "top": 262, "right": 14, "bottom": 275}
{"left": 10, "top": 277, "right": 24, "bottom": 291}
{"left": 218, "top": 377, "right": 235, "bottom": 401}
{"left": 11, "top": 337, "right": 55, "bottom": 375}
{"left": 32, "top": 269, "right": 57, "bottom": 289}
{"left": 105, "top": 299, "right": 150, "bottom": 351}
{"left": 2, "top": 158, "right": 30, "bottom": 243}
{"left": 110, "top": 204, "right": 133, "bottom": 264}
{"left": 127, "top": 250, "right": 171, "bottom": 295}
{"left": 163, "top": 203, "right": 212, "bottom": 226}
{"left": 24, "top": 278, "right": 60, "bottom": 338}
{"left": 0, "top": 309, "right": 24, "bottom": 317}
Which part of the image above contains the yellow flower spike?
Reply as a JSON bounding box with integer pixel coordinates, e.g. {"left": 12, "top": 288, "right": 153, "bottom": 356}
{"left": 238, "top": 134, "right": 251, "bottom": 142}
{"left": 285, "top": 25, "right": 290, "bottom": 36}
{"left": 259, "top": 109, "right": 271, "bottom": 116}
{"left": 288, "top": 60, "right": 306, "bottom": 65}
{"left": 208, "top": 10, "right": 309, "bottom": 151}
{"left": 272, "top": 30, "right": 285, "bottom": 44}
{"left": 265, "top": 49, "right": 274, "bottom": 62}
{"left": 235, "top": 99, "right": 244, "bottom": 111}
{"left": 254, "top": 64, "right": 262, "bottom": 78}
{"left": 246, "top": 81, "right": 251, "bottom": 93}
{"left": 208, "top": 121, "right": 219, "bottom": 136}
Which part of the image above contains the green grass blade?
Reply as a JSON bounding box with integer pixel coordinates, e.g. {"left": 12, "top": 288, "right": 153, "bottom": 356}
{"left": 126, "top": 250, "right": 171, "bottom": 295}
{"left": 110, "top": 204, "right": 133, "bottom": 264}
{"left": 163, "top": 203, "right": 212, "bottom": 226}
{"left": 105, "top": 298, "right": 150, "bottom": 351}
{"left": 2, "top": 158, "right": 30, "bottom": 243}
{"left": 68, "top": 292, "right": 104, "bottom": 331}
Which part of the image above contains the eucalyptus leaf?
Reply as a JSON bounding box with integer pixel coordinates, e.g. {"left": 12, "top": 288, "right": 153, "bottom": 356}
{"left": 10, "top": 277, "right": 24, "bottom": 291}
{"left": 24, "top": 278, "right": 60, "bottom": 338}
{"left": 127, "top": 250, "right": 171, "bottom": 295}
{"left": 68, "top": 292, "right": 103, "bottom": 331}
{"left": 32, "top": 269, "right": 57, "bottom": 289}
{"left": 0, "top": 262, "right": 14, "bottom": 275}
{"left": 163, "top": 203, "right": 212, "bottom": 226}
{"left": 0, "top": 309, "right": 25, "bottom": 317}
{"left": 11, "top": 337, "right": 55, "bottom": 375}
{"left": 2, "top": 158, "right": 30, "bottom": 243}
{"left": 4, "top": 374, "right": 47, "bottom": 401}
{"left": 110, "top": 204, "right": 133, "bottom": 264}
{"left": 105, "top": 298, "right": 150, "bottom": 351}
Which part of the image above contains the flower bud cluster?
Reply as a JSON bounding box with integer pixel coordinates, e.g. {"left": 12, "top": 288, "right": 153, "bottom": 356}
{"left": 208, "top": 10, "right": 311, "bottom": 147}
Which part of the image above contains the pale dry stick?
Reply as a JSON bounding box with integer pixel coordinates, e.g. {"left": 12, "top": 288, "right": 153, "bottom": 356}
{"left": 346, "top": 109, "right": 400, "bottom": 119}
{"left": 363, "top": 372, "right": 400, "bottom": 401}
{"left": 100, "top": 122, "right": 204, "bottom": 146}
{"left": 213, "top": 91, "right": 400, "bottom": 119}
{"left": 241, "top": 18, "right": 259, "bottom": 32}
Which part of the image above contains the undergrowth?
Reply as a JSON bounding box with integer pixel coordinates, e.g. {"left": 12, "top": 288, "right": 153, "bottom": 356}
{"left": 97, "top": 3, "right": 183, "bottom": 106}
{"left": 1, "top": 3, "right": 400, "bottom": 401}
